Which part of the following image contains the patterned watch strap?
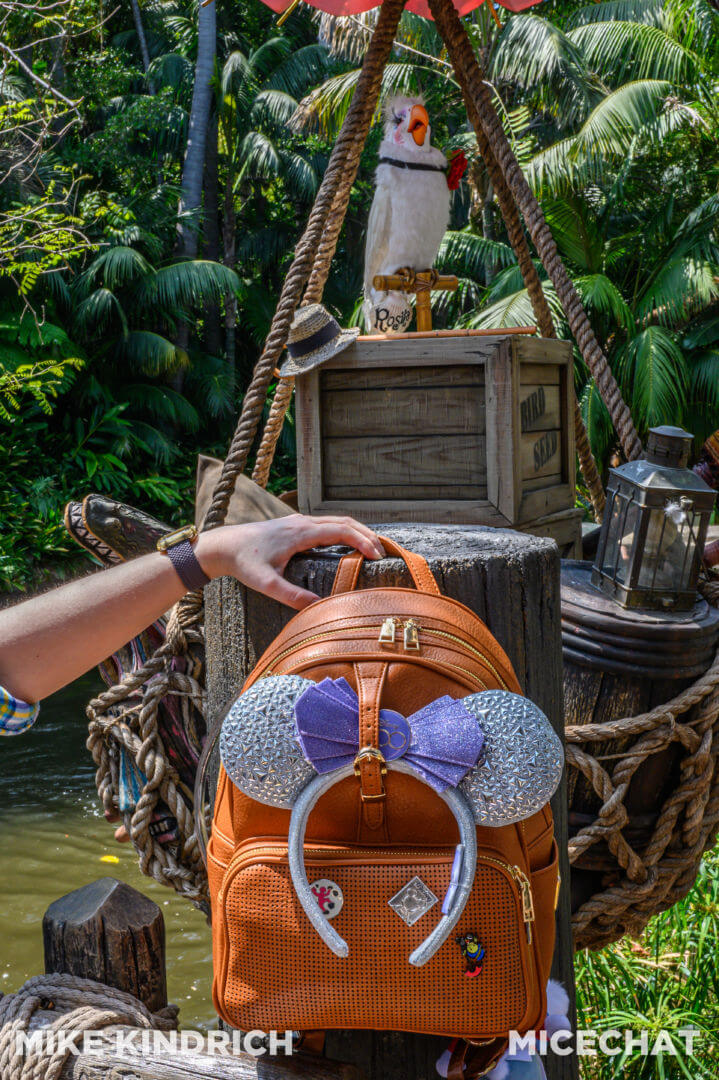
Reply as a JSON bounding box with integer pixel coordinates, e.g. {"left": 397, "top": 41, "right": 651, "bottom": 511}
{"left": 166, "top": 539, "right": 210, "bottom": 591}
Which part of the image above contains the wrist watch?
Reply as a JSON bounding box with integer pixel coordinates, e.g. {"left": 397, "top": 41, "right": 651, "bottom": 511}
{"left": 157, "top": 524, "right": 210, "bottom": 591}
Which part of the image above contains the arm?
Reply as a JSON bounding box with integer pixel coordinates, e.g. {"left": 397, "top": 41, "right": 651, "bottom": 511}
{"left": 0, "top": 515, "right": 383, "bottom": 703}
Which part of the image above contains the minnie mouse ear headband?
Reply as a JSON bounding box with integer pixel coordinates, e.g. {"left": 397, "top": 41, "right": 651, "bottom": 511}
{"left": 220, "top": 676, "right": 563, "bottom": 965}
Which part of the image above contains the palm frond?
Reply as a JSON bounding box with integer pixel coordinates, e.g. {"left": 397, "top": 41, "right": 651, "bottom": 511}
{"left": 148, "top": 52, "right": 193, "bottom": 93}
{"left": 266, "top": 44, "right": 330, "bottom": 99}
{"left": 281, "top": 151, "right": 320, "bottom": 201}
{"left": 73, "top": 288, "right": 128, "bottom": 338}
{"left": 133, "top": 261, "right": 239, "bottom": 314}
{"left": 526, "top": 80, "right": 672, "bottom": 195}
{"left": 116, "top": 331, "right": 189, "bottom": 376}
{"left": 566, "top": 0, "right": 664, "bottom": 30}
{"left": 635, "top": 257, "right": 719, "bottom": 328}
{"left": 616, "top": 325, "right": 688, "bottom": 429}
{"left": 567, "top": 22, "right": 699, "bottom": 85}
{"left": 437, "top": 231, "right": 516, "bottom": 280}
{"left": 579, "top": 378, "right": 616, "bottom": 467}
{"left": 122, "top": 382, "right": 200, "bottom": 431}
{"left": 574, "top": 274, "right": 635, "bottom": 334}
{"left": 183, "top": 354, "right": 235, "bottom": 418}
{"left": 252, "top": 89, "right": 300, "bottom": 129}
{"left": 238, "top": 130, "right": 281, "bottom": 179}
{"left": 467, "top": 284, "right": 562, "bottom": 331}
{"left": 490, "top": 15, "right": 593, "bottom": 126}
{"left": 78, "top": 246, "right": 153, "bottom": 294}
{"left": 542, "top": 198, "right": 605, "bottom": 272}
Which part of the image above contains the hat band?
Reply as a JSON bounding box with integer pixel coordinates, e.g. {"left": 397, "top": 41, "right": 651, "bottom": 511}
{"left": 287, "top": 320, "right": 339, "bottom": 359}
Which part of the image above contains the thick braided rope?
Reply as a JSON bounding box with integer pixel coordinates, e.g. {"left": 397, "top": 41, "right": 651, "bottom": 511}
{"left": 0, "top": 974, "right": 178, "bottom": 1080}
{"left": 455, "top": 79, "right": 605, "bottom": 519}
{"left": 428, "top": 0, "right": 641, "bottom": 463}
{"left": 203, "top": 0, "right": 407, "bottom": 528}
{"left": 252, "top": 374, "right": 296, "bottom": 489}
{"left": 565, "top": 578, "right": 719, "bottom": 950}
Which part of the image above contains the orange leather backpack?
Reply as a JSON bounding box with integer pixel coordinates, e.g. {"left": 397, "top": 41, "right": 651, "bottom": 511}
{"left": 208, "top": 538, "right": 560, "bottom": 1078}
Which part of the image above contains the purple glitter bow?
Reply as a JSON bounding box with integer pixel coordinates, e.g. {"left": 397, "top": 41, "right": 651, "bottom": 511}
{"left": 293, "top": 677, "right": 484, "bottom": 793}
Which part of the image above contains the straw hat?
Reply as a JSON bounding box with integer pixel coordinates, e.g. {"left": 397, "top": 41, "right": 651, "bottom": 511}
{"left": 279, "top": 304, "right": 359, "bottom": 377}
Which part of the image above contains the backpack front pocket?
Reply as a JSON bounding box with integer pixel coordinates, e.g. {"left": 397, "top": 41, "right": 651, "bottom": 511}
{"left": 214, "top": 841, "right": 538, "bottom": 1039}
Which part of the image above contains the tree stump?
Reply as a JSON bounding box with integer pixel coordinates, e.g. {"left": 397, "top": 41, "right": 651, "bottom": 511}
{"left": 43, "top": 877, "right": 167, "bottom": 1013}
{"left": 205, "top": 524, "right": 576, "bottom": 1080}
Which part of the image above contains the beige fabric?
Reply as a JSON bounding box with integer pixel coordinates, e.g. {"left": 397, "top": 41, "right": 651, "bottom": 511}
{"left": 194, "top": 455, "right": 294, "bottom": 528}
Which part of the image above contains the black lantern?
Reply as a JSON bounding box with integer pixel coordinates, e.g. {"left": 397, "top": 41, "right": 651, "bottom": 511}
{"left": 592, "top": 426, "right": 716, "bottom": 611}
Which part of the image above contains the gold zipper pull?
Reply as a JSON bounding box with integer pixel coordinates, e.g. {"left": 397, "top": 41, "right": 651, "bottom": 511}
{"left": 510, "top": 866, "right": 535, "bottom": 943}
{"left": 403, "top": 619, "right": 421, "bottom": 651}
{"left": 378, "top": 617, "right": 398, "bottom": 644}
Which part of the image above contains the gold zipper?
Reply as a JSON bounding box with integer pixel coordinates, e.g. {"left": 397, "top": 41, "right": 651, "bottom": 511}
{"left": 404, "top": 618, "right": 420, "bottom": 651}
{"left": 418, "top": 627, "right": 509, "bottom": 689}
{"left": 379, "top": 617, "right": 398, "bottom": 644}
{"left": 481, "top": 855, "right": 535, "bottom": 943}
{"left": 262, "top": 626, "right": 377, "bottom": 676}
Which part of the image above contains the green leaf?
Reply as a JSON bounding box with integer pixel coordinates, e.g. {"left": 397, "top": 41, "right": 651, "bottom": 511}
{"left": 617, "top": 325, "right": 688, "bottom": 428}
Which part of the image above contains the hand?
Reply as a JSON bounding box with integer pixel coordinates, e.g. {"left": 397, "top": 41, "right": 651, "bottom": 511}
{"left": 197, "top": 514, "right": 384, "bottom": 609}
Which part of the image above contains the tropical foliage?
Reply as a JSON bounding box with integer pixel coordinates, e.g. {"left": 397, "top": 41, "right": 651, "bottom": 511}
{"left": 1, "top": 0, "right": 718, "bottom": 588}
{"left": 576, "top": 848, "right": 719, "bottom": 1079}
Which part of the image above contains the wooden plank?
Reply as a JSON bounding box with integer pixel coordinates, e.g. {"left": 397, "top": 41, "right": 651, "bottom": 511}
{"left": 520, "top": 483, "right": 576, "bottom": 524}
{"left": 521, "top": 429, "right": 562, "bottom": 481}
{"left": 321, "top": 386, "right": 485, "bottom": 438}
{"left": 519, "top": 363, "right": 561, "bottom": 385}
{"left": 295, "top": 366, "right": 323, "bottom": 516}
{"left": 486, "top": 337, "right": 520, "bottom": 524}
{"left": 523, "top": 471, "right": 563, "bottom": 493}
{"left": 324, "top": 483, "right": 487, "bottom": 500}
{"left": 519, "top": 385, "right": 561, "bottom": 433}
{"left": 360, "top": 325, "right": 536, "bottom": 341}
{"left": 325, "top": 336, "right": 502, "bottom": 370}
{"left": 304, "top": 499, "right": 511, "bottom": 526}
{"left": 321, "top": 365, "right": 484, "bottom": 391}
{"left": 323, "top": 435, "right": 486, "bottom": 490}
{"left": 516, "top": 335, "right": 573, "bottom": 366}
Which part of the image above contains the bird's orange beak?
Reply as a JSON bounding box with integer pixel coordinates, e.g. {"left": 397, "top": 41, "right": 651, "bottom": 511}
{"left": 408, "top": 104, "right": 429, "bottom": 146}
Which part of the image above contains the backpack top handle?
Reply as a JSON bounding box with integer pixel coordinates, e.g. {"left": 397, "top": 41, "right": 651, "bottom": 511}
{"left": 331, "top": 535, "right": 441, "bottom": 597}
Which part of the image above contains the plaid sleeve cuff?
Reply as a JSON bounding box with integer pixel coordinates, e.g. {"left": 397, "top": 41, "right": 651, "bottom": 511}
{"left": 0, "top": 685, "right": 40, "bottom": 736}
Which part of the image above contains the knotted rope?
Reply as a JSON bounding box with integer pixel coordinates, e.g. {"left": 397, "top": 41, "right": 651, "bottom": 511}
{"left": 0, "top": 974, "right": 178, "bottom": 1080}
{"left": 567, "top": 577, "right": 719, "bottom": 950}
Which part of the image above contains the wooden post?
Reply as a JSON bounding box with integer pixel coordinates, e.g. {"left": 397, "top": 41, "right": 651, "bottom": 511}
{"left": 205, "top": 524, "right": 576, "bottom": 1080}
{"left": 43, "top": 877, "right": 167, "bottom": 1013}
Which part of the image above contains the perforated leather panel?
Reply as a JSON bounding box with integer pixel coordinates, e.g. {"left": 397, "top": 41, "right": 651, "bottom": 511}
{"left": 218, "top": 847, "right": 532, "bottom": 1037}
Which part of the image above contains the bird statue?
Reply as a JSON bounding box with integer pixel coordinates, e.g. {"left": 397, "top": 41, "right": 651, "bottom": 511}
{"left": 363, "top": 96, "right": 451, "bottom": 334}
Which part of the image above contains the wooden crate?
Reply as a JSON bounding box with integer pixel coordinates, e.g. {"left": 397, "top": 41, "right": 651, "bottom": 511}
{"left": 295, "top": 332, "right": 575, "bottom": 529}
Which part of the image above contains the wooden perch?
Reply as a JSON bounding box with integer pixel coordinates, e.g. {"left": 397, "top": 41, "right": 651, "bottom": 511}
{"left": 372, "top": 270, "right": 458, "bottom": 331}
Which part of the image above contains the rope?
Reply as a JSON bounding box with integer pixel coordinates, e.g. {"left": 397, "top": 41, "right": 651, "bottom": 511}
{"left": 565, "top": 576, "right": 719, "bottom": 950}
{"left": 426, "top": 0, "right": 642, "bottom": 464}
{"left": 86, "top": 591, "right": 210, "bottom": 912}
{"left": 252, "top": 375, "right": 295, "bottom": 489}
{"left": 0, "top": 974, "right": 178, "bottom": 1080}
{"left": 203, "top": 0, "right": 407, "bottom": 527}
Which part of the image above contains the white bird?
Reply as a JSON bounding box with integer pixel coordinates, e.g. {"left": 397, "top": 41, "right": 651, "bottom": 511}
{"left": 363, "top": 96, "right": 449, "bottom": 333}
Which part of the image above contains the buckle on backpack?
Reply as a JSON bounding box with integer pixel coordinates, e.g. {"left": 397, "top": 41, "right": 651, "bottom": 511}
{"left": 353, "top": 746, "right": 387, "bottom": 777}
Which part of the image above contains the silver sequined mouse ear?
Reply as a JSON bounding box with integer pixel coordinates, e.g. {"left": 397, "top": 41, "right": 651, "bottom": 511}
{"left": 220, "top": 674, "right": 317, "bottom": 808}
{"left": 459, "top": 690, "right": 564, "bottom": 826}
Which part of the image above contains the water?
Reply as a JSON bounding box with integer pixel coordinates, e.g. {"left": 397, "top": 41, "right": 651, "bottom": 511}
{"left": 0, "top": 674, "right": 215, "bottom": 1028}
